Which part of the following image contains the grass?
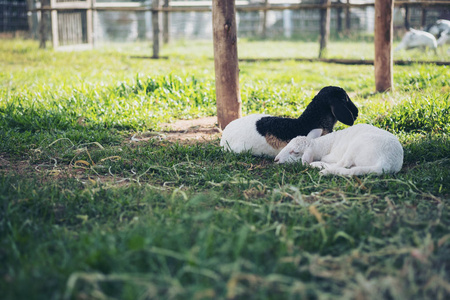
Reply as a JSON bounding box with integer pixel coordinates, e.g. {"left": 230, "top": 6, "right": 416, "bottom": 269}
{"left": 0, "top": 38, "right": 449, "bottom": 300}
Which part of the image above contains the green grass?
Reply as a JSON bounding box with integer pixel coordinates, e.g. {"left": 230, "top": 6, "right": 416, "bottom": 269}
{"left": 0, "top": 39, "right": 449, "bottom": 300}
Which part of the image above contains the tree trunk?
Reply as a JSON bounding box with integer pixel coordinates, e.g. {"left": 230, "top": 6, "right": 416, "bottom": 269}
{"left": 212, "top": 0, "right": 241, "bottom": 130}
{"left": 374, "top": 0, "right": 394, "bottom": 92}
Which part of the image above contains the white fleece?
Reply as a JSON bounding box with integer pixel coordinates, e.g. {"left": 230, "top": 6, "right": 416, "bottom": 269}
{"left": 275, "top": 124, "right": 404, "bottom": 176}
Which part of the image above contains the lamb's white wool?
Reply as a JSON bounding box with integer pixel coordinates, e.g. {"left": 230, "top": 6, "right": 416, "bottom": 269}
{"left": 220, "top": 114, "right": 281, "bottom": 157}
{"left": 274, "top": 124, "right": 403, "bottom": 176}
{"left": 437, "top": 30, "right": 449, "bottom": 47}
{"left": 428, "top": 19, "right": 450, "bottom": 37}
{"left": 395, "top": 29, "right": 437, "bottom": 52}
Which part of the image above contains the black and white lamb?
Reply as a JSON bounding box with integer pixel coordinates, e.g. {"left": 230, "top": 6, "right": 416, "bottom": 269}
{"left": 274, "top": 124, "right": 403, "bottom": 176}
{"left": 220, "top": 86, "right": 358, "bottom": 157}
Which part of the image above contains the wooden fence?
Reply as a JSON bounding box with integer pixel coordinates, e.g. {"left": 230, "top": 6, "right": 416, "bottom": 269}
{"left": 33, "top": 0, "right": 449, "bottom": 55}
{"left": 28, "top": 0, "right": 450, "bottom": 126}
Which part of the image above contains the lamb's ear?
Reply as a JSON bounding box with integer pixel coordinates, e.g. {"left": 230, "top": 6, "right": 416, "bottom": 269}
{"left": 302, "top": 150, "right": 314, "bottom": 165}
{"left": 331, "top": 104, "right": 355, "bottom": 126}
{"left": 307, "top": 128, "right": 323, "bottom": 139}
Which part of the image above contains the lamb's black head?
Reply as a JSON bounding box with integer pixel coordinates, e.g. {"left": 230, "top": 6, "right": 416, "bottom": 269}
{"left": 315, "top": 86, "right": 358, "bottom": 126}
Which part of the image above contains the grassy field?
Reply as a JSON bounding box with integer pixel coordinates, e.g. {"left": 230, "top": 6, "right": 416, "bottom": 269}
{"left": 1, "top": 39, "right": 449, "bottom": 300}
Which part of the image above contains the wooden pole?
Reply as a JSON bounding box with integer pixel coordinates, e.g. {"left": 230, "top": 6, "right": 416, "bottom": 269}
{"left": 212, "top": 0, "right": 242, "bottom": 130}
{"left": 27, "top": 0, "right": 38, "bottom": 39}
{"left": 345, "top": 0, "right": 350, "bottom": 34}
{"left": 421, "top": 8, "right": 427, "bottom": 28}
{"left": 262, "top": 0, "right": 269, "bottom": 38}
{"left": 86, "top": 0, "right": 93, "bottom": 46}
{"left": 163, "top": 0, "right": 169, "bottom": 44}
{"left": 337, "top": 0, "right": 343, "bottom": 34}
{"left": 152, "top": 0, "right": 160, "bottom": 58}
{"left": 319, "top": 0, "right": 331, "bottom": 58}
{"left": 404, "top": 4, "right": 410, "bottom": 30}
{"left": 39, "top": 12, "right": 46, "bottom": 48}
{"left": 51, "top": 7, "right": 58, "bottom": 48}
{"left": 39, "top": 0, "right": 50, "bottom": 48}
{"left": 374, "top": 0, "right": 394, "bottom": 92}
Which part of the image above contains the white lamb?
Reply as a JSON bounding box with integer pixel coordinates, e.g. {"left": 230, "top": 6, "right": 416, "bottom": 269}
{"left": 437, "top": 30, "right": 449, "bottom": 47}
{"left": 427, "top": 19, "right": 450, "bottom": 38}
{"left": 274, "top": 124, "right": 403, "bottom": 176}
{"left": 395, "top": 28, "right": 437, "bottom": 52}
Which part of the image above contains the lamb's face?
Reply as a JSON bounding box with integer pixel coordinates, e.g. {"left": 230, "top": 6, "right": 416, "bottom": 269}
{"left": 316, "top": 86, "right": 358, "bottom": 126}
{"left": 274, "top": 137, "right": 311, "bottom": 164}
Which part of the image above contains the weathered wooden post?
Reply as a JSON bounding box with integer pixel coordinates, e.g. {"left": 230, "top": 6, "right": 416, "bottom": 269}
{"left": 345, "top": 0, "right": 351, "bottom": 34}
{"left": 50, "top": 0, "right": 58, "bottom": 49}
{"left": 262, "top": 0, "right": 269, "bottom": 38}
{"left": 337, "top": 0, "right": 343, "bottom": 34}
{"left": 319, "top": 0, "right": 331, "bottom": 58}
{"left": 87, "top": 0, "right": 93, "bottom": 46}
{"left": 152, "top": 0, "right": 160, "bottom": 58}
{"left": 27, "top": 0, "right": 39, "bottom": 39}
{"left": 212, "top": 0, "right": 241, "bottom": 130}
{"left": 404, "top": 4, "right": 410, "bottom": 30}
{"left": 374, "top": 0, "right": 394, "bottom": 92}
{"left": 163, "top": 0, "right": 169, "bottom": 44}
{"left": 39, "top": 0, "right": 50, "bottom": 48}
{"left": 421, "top": 7, "right": 427, "bottom": 28}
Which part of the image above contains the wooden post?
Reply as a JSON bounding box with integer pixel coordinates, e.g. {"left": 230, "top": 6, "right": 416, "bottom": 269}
{"left": 27, "top": 0, "right": 38, "bottom": 39}
{"left": 337, "top": 0, "right": 343, "bottom": 34}
{"left": 262, "top": 0, "right": 269, "bottom": 38}
{"left": 39, "top": 11, "right": 46, "bottom": 48}
{"left": 421, "top": 8, "right": 427, "bottom": 28}
{"left": 374, "top": 0, "right": 394, "bottom": 92}
{"left": 51, "top": 8, "right": 58, "bottom": 48}
{"left": 319, "top": 0, "right": 331, "bottom": 58}
{"left": 86, "top": 0, "right": 93, "bottom": 46}
{"left": 39, "top": 0, "right": 50, "bottom": 48}
{"left": 163, "top": 0, "right": 169, "bottom": 44}
{"left": 404, "top": 4, "right": 410, "bottom": 30}
{"left": 212, "top": 0, "right": 241, "bottom": 130}
{"left": 345, "top": 0, "right": 350, "bottom": 34}
{"left": 152, "top": 0, "right": 160, "bottom": 58}
{"left": 49, "top": 0, "right": 59, "bottom": 49}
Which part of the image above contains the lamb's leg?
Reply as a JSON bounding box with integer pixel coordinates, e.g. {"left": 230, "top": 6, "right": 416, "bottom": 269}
{"left": 310, "top": 161, "right": 329, "bottom": 170}
{"left": 333, "top": 156, "right": 354, "bottom": 168}
{"left": 332, "top": 146, "right": 361, "bottom": 168}
{"left": 320, "top": 165, "right": 385, "bottom": 176}
{"left": 320, "top": 153, "right": 339, "bottom": 164}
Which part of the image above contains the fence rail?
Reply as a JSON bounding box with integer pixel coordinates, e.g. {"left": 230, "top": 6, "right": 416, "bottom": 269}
{"left": 32, "top": 1, "right": 450, "bottom": 12}
{"left": 32, "top": 0, "right": 449, "bottom": 57}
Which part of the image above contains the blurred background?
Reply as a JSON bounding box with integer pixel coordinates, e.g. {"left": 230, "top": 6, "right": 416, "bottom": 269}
{"left": 1, "top": 0, "right": 449, "bottom": 60}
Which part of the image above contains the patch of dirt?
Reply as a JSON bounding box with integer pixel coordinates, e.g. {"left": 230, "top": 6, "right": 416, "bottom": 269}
{"left": 131, "top": 117, "right": 222, "bottom": 143}
{"left": 160, "top": 116, "right": 218, "bottom": 132}
{"left": 0, "top": 153, "right": 34, "bottom": 176}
